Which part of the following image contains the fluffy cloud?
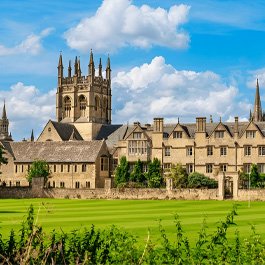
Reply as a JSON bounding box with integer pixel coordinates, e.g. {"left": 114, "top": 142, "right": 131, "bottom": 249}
{"left": 112, "top": 56, "right": 249, "bottom": 124}
{"left": 64, "top": 0, "right": 190, "bottom": 53}
{"left": 0, "top": 82, "right": 56, "bottom": 140}
{"left": 247, "top": 68, "right": 265, "bottom": 89}
{"left": 0, "top": 28, "right": 54, "bottom": 56}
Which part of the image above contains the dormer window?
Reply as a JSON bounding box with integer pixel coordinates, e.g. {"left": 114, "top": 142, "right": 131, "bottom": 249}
{"left": 133, "top": 132, "right": 142, "bottom": 139}
{"left": 215, "top": 131, "right": 224, "bottom": 138}
{"left": 173, "top": 131, "right": 182, "bottom": 138}
{"left": 246, "top": 130, "right": 256, "bottom": 139}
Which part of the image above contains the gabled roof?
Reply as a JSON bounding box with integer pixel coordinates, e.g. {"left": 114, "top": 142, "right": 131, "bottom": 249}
{"left": 3, "top": 140, "right": 105, "bottom": 163}
{"left": 51, "top": 121, "right": 83, "bottom": 141}
{"left": 96, "top": 124, "right": 123, "bottom": 140}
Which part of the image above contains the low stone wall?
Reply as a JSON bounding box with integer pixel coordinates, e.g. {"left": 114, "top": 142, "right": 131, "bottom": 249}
{"left": 0, "top": 187, "right": 31, "bottom": 198}
{"left": 0, "top": 186, "right": 218, "bottom": 200}
{"left": 237, "top": 189, "right": 265, "bottom": 201}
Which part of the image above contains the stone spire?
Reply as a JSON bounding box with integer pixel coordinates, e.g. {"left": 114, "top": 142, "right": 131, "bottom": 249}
{"left": 31, "top": 129, "right": 34, "bottom": 142}
{"left": 57, "top": 53, "right": 63, "bottom": 85}
{"left": 253, "top": 78, "right": 263, "bottom": 122}
{"left": 68, "top": 60, "right": 72, "bottom": 78}
{"left": 78, "top": 57, "right": 81, "bottom": 77}
{"left": 2, "top": 101, "right": 7, "bottom": 120}
{"left": 74, "top": 56, "right": 78, "bottom": 76}
{"left": 106, "top": 55, "right": 111, "bottom": 81}
{"left": 249, "top": 109, "right": 252, "bottom": 121}
{"left": 99, "top": 58, "right": 102, "bottom": 77}
{"left": 89, "top": 49, "right": 95, "bottom": 77}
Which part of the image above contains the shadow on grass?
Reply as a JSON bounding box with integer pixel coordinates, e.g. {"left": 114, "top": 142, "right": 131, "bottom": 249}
{"left": 0, "top": 211, "right": 22, "bottom": 214}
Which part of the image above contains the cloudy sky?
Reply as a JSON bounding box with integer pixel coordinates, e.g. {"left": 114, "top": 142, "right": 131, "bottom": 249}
{"left": 0, "top": 0, "right": 265, "bottom": 140}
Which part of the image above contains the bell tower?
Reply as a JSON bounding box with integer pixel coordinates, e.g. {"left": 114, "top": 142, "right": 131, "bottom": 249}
{"left": 0, "top": 102, "right": 12, "bottom": 141}
{"left": 55, "top": 50, "right": 112, "bottom": 139}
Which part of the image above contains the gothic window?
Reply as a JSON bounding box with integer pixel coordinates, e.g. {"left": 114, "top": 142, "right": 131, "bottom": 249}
{"left": 100, "top": 157, "right": 109, "bottom": 171}
{"left": 64, "top": 96, "right": 71, "bottom": 118}
{"left": 103, "top": 97, "right": 108, "bottom": 116}
{"left": 79, "top": 95, "right": 86, "bottom": 117}
{"left": 95, "top": 96, "right": 100, "bottom": 111}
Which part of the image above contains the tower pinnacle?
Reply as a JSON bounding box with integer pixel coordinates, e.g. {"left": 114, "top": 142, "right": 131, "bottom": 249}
{"left": 253, "top": 78, "right": 263, "bottom": 122}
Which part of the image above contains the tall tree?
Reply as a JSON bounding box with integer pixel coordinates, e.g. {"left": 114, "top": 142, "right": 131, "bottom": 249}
{"left": 114, "top": 156, "right": 130, "bottom": 186}
{"left": 170, "top": 163, "right": 188, "bottom": 188}
{"left": 130, "top": 159, "right": 145, "bottom": 183}
{"left": 146, "top": 158, "right": 163, "bottom": 188}
{"left": 0, "top": 146, "right": 8, "bottom": 174}
{"left": 27, "top": 160, "right": 50, "bottom": 184}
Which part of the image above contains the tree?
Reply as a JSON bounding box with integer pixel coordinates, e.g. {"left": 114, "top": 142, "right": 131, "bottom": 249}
{"left": 170, "top": 163, "right": 188, "bottom": 188}
{"left": 0, "top": 146, "right": 8, "bottom": 175}
{"left": 187, "top": 172, "right": 218, "bottom": 189}
{"left": 250, "top": 164, "right": 259, "bottom": 187}
{"left": 114, "top": 156, "right": 130, "bottom": 186}
{"left": 146, "top": 158, "right": 163, "bottom": 188}
{"left": 27, "top": 160, "right": 50, "bottom": 184}
{"left": 130, "top": 159, "right": 145, "bottom": 183}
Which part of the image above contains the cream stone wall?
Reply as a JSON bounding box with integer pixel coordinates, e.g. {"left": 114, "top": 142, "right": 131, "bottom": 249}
{"left": 73, "top": 122, "right": 102, "bottom": 140}
{"left": 37, "top": 121, "right": 63, "bottom": 142}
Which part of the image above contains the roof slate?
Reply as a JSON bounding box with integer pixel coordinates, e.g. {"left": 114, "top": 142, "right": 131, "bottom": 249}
{"left": 51, "top": 121, "right": 83, "bottom": 141}
{"left": 4, "top": 141, "right": 104, "bottom": 163}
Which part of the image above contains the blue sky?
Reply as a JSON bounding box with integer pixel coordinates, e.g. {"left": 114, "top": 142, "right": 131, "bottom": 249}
{"left": 0, "top": 0, "right": 265, "bottom": 140}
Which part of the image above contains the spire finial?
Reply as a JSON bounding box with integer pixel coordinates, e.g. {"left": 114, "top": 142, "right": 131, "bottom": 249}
{"left": 31, "top": 129, "right": 34, "bottom": 142}
{"left": 219, "top": 116, "right": 222, "bottom": 122}
{"left": 74, "top": 56, "right": 78, "bottom": 75}
{"left": 253, "top": 77, "right": 262, "bottom": 121}
{"left": 99, "top": 58, "right": 102, "bottom": 77}
{"left": 177, "top": 117, "right": 179, "bottom": 124}
{"left": 2, "top": 101, "right": 7, "bottom": 120}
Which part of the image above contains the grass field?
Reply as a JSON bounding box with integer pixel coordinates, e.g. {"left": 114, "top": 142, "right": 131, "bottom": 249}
{"left": 0, "top": 199, "right": 265, "bottom": 245}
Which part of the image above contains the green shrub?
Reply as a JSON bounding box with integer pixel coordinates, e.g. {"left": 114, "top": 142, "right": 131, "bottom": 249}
{"left": 170, "top": 163, "right": 188, "bottom": 188}
{"left": 187, "top": 172, "right": 218, "bottom": 188}
{"left": 114, "top": 156, "right": 130, "bottom": 186}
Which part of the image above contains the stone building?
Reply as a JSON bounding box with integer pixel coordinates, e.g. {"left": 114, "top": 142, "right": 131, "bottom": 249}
{"left": 0, "top": 52, "right": 265, "bottom": 188}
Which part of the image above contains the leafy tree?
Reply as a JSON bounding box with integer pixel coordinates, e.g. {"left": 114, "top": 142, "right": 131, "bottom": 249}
{"left": 187, "top": 172, "right": 218, "bottom": 189}
{"left": 114, "top": 156, "right": 130, "bottom": 186}
{"left": 130, "top": 159, "right": 145, "bottom": 183}
{"left": 170, "top": 163, "right": 188, "bottom": 188}
{"left": 27, "top": 160, "right": 50, "bottom": 183}
{"left": 250, "top": 164, "right": 259, "bottom": 187}
{"left": 0, "top": 146, "right": 8, "bottom": 174}
{"left": 146, "top": 158, "right": 163, "bottom": 188}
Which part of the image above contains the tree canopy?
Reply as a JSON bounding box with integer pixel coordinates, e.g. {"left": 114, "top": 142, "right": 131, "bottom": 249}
{"left": 27, "top": 160, "right": 50, "bottom": 183}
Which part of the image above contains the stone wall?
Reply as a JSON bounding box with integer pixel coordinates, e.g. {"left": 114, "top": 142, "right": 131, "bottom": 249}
{"left": 0, "top": 186, "right": 218, "bottom": 200}
{"left": 237, "top": 189, "right": 265, "bottom": 201}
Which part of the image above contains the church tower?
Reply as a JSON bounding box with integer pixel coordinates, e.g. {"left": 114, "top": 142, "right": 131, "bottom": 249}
{"left": 251, "top": 78, "right": 263, "bottom": 122}
{"left": 56, "top": 50, "right": 112, "bottom": 140}
{"left": 0, "top": 102, "right": 12, "bottom": 141}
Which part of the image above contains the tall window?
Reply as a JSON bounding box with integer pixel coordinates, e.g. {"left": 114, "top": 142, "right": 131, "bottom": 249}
{"left": 173, "top": 131, "right": 182, "bottom": 138}
{"left": 75, "top": 181, "right": 80, "bottom": 189}
{"left": 246, "top": 131, "right": 256, "bottom": 138}
{"left": 101, "top": 157, "right": 109, "bottom": 171}
{"left": 207, "top": 146, "right": 213, "bottom": 156}
{"left": 220, "top": 164, "right": 227, "bottom": 172}
{"left": 54, "top": 164, "right": 56, "bottom": 172}
{"left": 165, "top": 147, "right": 170, "bottom": 157}
{"left": 220, "top": 146, "right": 227, "bottom": 156}
{"left": 243, "top": 164, "right": 251, "bottom": 173}
{"left": 95, "top": 96, "right": 100, "bottom": 111}
{"left": 64, "top": 96, "right": 71, "bottom": 118}
{"left": 259, "top": 146, "right": 265, "bottom": 156}
{"left": 215, "top": 131, "right": 224, "bottom": 138}
{"left": 244, "top": 146, "right": 251, "bottom": 156}
{"left": 133, "top": 132, "right": 142, "bottom": 139}
{"left": 128, "top": 140, "right": 148, "bottom": 155}
{"left": 258, "top": 164, "right": 265, "bottom": 173}
{"left": 103, "top": 98, "right": 108, "bottom": 117}
{"left": 186, "top": 164, "right": 193, "bottom": 174}
{"left": 82, "top": 164, "right": 87, "bottom": 172}
{"left": 79, "top": 95, "right": 86, "bottom": 116}
{"left": 61, "top": 164, "right": 64, "bottom": 172}
{"left": 186, "top": 146, "right": 193, "bottom": 156}
{"left": 206, "top": 164, "right": 213, "bottom": 173}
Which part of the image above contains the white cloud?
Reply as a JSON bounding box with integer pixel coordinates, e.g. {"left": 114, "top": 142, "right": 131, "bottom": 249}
{"left": 0, "top": 28, "right": 54, "bottom": 56}
{"left": 112, "top": 56, "right": 249, "bottom": 124}
{"left": 64, "top": 0, "right": 190, "bottom": 53}
{"left": 0, "top": 82, "right": 56, "bottom": 140}
{"left": 247, "top": 68, "right": 265, "bottom": 89}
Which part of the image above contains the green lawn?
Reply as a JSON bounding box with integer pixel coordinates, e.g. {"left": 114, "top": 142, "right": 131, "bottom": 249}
{"left": 0, "top": 199, "right": 264, "bottom": 245}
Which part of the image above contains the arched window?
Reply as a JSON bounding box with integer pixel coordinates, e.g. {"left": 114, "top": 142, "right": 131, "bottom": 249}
{"left": 64, "top": 96, "right": 71, "bottom": 118}
{"left": 103, "top": 98, "right": 108, "bottom": 116}
{"left": 79, "top": 95, "right": 86, "bottom": 116}
{"left": 95, "top": 96, "right": 100, "bottom": 111}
